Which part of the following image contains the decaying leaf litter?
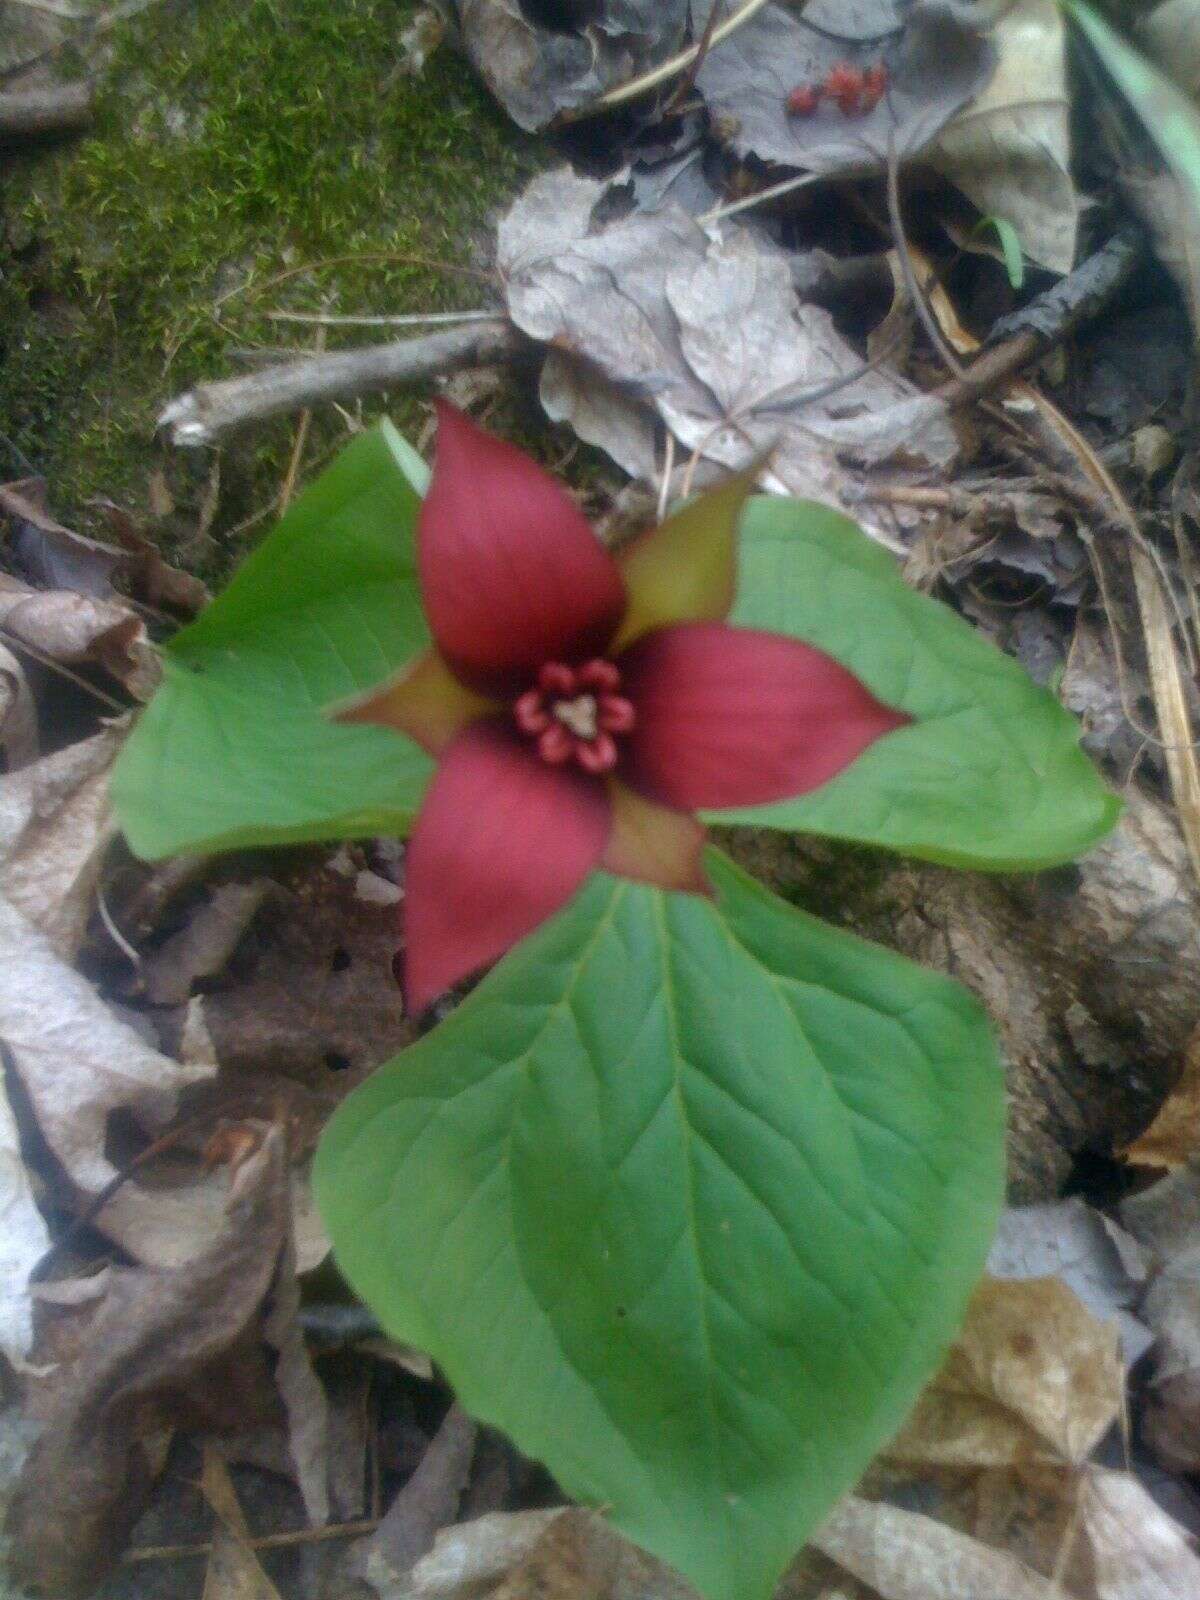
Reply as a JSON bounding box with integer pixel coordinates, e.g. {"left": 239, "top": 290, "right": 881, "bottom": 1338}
{"left": 6, "top": 0, "right": 1200, "bottom": 1595}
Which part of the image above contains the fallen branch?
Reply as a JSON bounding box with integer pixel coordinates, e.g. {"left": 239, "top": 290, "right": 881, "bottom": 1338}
{"left": 0, "top": 81, "right": 93, "bottom": 137}
{"left": 936, "top": 230, "right": 1144, "bottom": 408}
{"left": 158, "top": 319, "right": 523, "bottom": 446}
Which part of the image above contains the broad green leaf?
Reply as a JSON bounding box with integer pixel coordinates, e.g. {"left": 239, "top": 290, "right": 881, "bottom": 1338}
{"left": 717, "top": 497, "right": 1120, "bottom": 868}
{"left": 315, "top": 849, "right": 1005, "bottom": 1600}
{"left": 112, "top": 421, "right": 434, "bottom": 857}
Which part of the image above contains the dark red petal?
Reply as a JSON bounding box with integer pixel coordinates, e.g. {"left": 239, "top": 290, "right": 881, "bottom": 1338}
{"left": 419, "top": 403, "right": 626, "bottom": 694}
{"left": 617, "top": 622, "right": 910, "bottom": 809}
{"left": 401, "top": 721, "right": 610, "bottom": 1013}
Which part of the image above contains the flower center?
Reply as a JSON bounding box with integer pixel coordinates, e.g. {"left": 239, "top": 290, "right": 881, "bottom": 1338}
{"left": 513, "top": 659, "right": 635, "bottom": 775}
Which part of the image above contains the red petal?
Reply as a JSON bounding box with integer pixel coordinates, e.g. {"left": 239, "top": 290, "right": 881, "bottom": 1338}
{"left": 617, "top": 622, "right": 910, "bottom": 809}
{"left": 601, "top": 780, "right": 711, "bottom": 894}
{"left": 401, "top": 721, "right": 611, "bottom": 1012}
{"left": 419, "top": 403, "right": 626, "bottom": 694}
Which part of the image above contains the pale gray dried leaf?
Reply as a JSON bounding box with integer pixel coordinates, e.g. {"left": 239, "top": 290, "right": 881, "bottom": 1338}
{"left": 0, "top": 1070, "right": 51, "bottom": 1366}
{"left": 362, "top": 1405, "right": 478, "bottom": 1590}
{"left": 0, "top": 895, "right": 211, "bottom": 1195}
{"left": 141, "top": 880, "right": 273, "bottom": 1005}
{"left": 988, "top": 1199, "right": 1153, "bottom": 1364}
{"left": 0, "top": 726, "right": 121, "bottom": 960}
{"left": 1121, "top": 1164, "right": 1200, "bottom": 1470}
{"left": 0, "top": 573, "right": 159, "bottom": 699}
{"left": 697, "top": 0, "right": 993, "bottom": 177}
{"left": 1141, "top": 0, "right": 1200, "bottom": 100}
{"left": 0, "top": 641, "right": 37, "bottom": 773}
{"left": 501, "top": 170, "right": 958, "bottom": 517}
{"left": 391, "top": 1510, "right": 562, "bottom": 1600}
{"left": 0, "top": 479, "right": 121, "bottom": 598}
{"left": 813, "top": 1496, "right": 1076, "bottom": 1600}
{"left": 454, "top": 0, "right": 698, "bottom": 131}
{"left": 929, "top": 0, "right": 1076, "bottom": 272}
{"left": 264, "top": 1216, "right": 332, "bottom": 1527}
{"left": 540, "top": 349, "right": 661, "bottom": 482}
{"left": 7, "top": 1129, "right": 291, "bottom": 1599}
{"left": 1083, "top": 1467, "right": 1200, "bottom": 1600}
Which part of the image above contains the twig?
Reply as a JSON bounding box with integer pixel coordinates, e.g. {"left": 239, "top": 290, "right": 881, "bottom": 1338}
{"left": 699, "top": 169, "right": 824, "bottom": 227}
{"left": 884, "top": 129, "right": 967, "bottom": 380}
{"left": 277, "top": 323, "right": 326, "bottom": 512}
{"left": 123, "top": 1518, "right": 381, "bottom": 1564}
{"left": 158, "top": 319, "right": 523, "bottom": 447}
{"left": 936, "top": 231, "right": 1144, "bottom": 409}
{"left": 265, "top": 309, "right": 499, "bottom": 330}
{"left": 0, "top": 81, "right": 92, "bottom": 136}
{"left": 561, "top": 0, "right": 777, "bottom": 119}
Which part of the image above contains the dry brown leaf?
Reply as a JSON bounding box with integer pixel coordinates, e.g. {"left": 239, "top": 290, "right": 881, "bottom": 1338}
{"left": 6, "top": 1128, "right": 291, "bottom": 1597}
{"left": 200, "top": 1444, "right": 287, "bottom": 1600}
{"left": 887, "top": 1276, "right": 1122, "bottom": 1470}
{"left": 361, "top": 1404, "right": 477, "bottom": 1589}
{"left": 492, "top": 1508, "right": 698, "bottom": 1600}
{"left": 1124, "top": 1022, "right": 1200, "bottom": 1169}
{"left": 0, "top": 573, "right": 159, "bottom": 699}
{"left": 499, "top": 169, "right": 958, "bottom": 527}
{"left": 394, "top": 1510, "right": 563, "bottom": 1600}
{"left": 1120, "top": 1164, "right": 1200, "bottom": 1471}
{"left": 0, "top": 639, "right": 37, "bottom": 772}
{"left": 0, "top": 1069, "right": 51, "bottom": 1366}
{"left": 929, "top": 0, "right": 1076, "bottom": 272}
{"left": 1082, "top": 1467, "right": 1200, "bottom": 1599}
{"left": 141, "top": 880, "right": 273, "bottom": 1005}
{"left": 812, "top": 1495, "right": 1081, "bottom": 1600}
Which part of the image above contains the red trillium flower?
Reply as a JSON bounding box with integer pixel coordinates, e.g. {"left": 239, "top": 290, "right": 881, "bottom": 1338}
{"left": 334, "top": 403, "right": 909, "bottom": 1013}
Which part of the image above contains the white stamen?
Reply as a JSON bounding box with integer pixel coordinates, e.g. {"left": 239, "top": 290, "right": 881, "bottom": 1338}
{"left": 553, "top": 694, "right": 599, "bottom": 740}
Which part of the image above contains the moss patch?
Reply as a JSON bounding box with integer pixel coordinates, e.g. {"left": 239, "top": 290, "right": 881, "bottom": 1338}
{"left": 1, "top": 0, "right": 543, "bottom": 564}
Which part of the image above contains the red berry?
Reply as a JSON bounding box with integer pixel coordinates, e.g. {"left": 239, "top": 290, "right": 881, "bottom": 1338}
{"left": 786, "top": 84, "right": 820, "bottom": 116}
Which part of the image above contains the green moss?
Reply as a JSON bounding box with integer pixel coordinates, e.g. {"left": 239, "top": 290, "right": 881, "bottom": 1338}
{"left": 0, "top": 0, "right": 543, "bottom": 562}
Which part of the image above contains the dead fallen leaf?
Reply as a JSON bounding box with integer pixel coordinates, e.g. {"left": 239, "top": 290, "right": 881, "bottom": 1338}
{"left": 697, "top": 0, "right": 993, "bottom": 181}
{"left": 394, "top": 1509, "right": 563, "bottom": 1600}
{"left": 361, "top": 1405, "right": 477, "bottom": 1591}
{"left": 0, "top": 573, "right": 159, "bottom": 700}
{"left": 6, "top": 1127, "right": 291, "bottom": 1597}
{"left": 0, "top": 1070, "right": 51, "bottom": 1367}
{"left": 1121, "top": 1163, "right": 1200, "bottom": 1470}
{"left": 0, "top": 479, "right": 122, "bottom": 598}
{"left": 500, "top": 170, "right": 958, "bottom": 522}
{"left": 1082, "top": 1466, "right": 1200, "bottom": 1600}
{"left": 988, "top": 1199, "right": 1152, "bottom": 1364}
{"left": 453, "top": 0, "right": 700, "bottom": 132}
{"left": 492, "top": 1508, "right": 698, "bottom": 1600}
{"left": 812, "top": 1495, "right": 1079, "bottom": 1600}
{"left": 929, "top": 0, "right": 1076, "bottom": 272}
{"left": 200, "top": 1444, "right": 286, "bottom": 1600}
{"left": 0, "top": 640, "right": 37, "bottom": 772}
{"left": 1124, "top": 1022, "right": 1200, "bottom": 1169}
{"left": 886, "top": 1276, "right": 1123, "bottom": 1470}
{"left": 140, "top": 880, "right": 273, "bottom": 1005}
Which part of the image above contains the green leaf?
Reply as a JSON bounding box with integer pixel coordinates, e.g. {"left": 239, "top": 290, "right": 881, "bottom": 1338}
{"left": 718, "top": 496, "right": 1120, "bottom": 867}
{"left": 314, "top": 849, "right": 1005, "bottom": 1600}
{"left": 111, "top": 421, "right": 434, "bottom": 858}
{"left": 972, "top": 214, "right": 1026, "bottom": 289}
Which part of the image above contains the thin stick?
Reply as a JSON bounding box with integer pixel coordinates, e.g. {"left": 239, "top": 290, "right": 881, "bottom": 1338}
{"left": 700, "top": 169, "right": 824, "bottom": 227}
{"left": 265, "top": 309, "right": 498, "bottom": 330}
{"left": 122, "top": 1518, "right": 381, "bottom": 1564}
{"left": 884, "top": 130, "right": 967, "bottom": 380}
{"left": 561, "top": 0, "right": 777, "bottom": 119}
{"left": 277, "top": 323, "right": 326, "bottom": 512}
{"left": 158, "top": 319, "right": 522, "bottom": 447}
{"left": 656, "top": 429, "right": 676, "bottom": 523}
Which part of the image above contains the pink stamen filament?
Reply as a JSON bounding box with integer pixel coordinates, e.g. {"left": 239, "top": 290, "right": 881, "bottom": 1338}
{"left": 516, "top": 660, "right": 634, "bottom": 774}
